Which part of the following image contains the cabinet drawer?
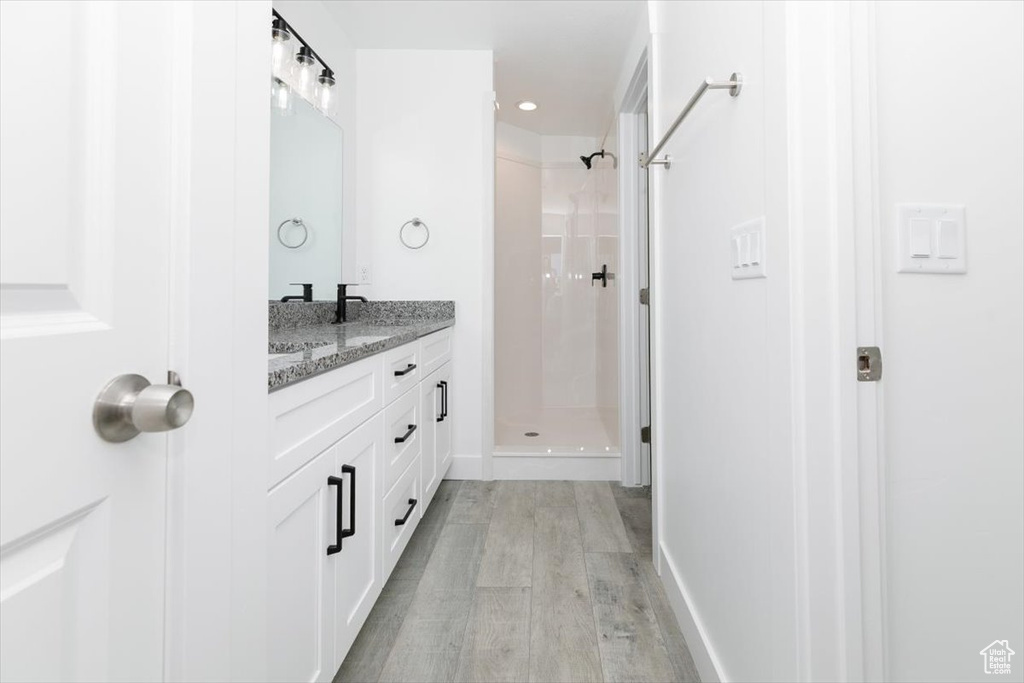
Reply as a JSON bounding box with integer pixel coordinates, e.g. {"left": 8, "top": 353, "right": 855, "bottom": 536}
{"left": 382, "top": 388, "right": 422, "bottom": 494}
{"left": 382, "top": 457, "right": 421, "bottom": 581}
{"left": 268, "top": 355, "right": 384, "bottom": 489}
{"left": 419, "top": 328, "right": 452, "bottom": 377}
{"left": 383, "top": 341, "right": 421, "bottom": 405}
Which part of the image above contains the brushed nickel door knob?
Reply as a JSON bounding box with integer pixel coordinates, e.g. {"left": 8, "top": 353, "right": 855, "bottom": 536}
{"left": 93, "top": 373, "right": 195, "bottom": 443}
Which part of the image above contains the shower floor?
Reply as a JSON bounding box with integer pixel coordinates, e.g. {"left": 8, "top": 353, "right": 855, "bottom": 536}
{"left": 495, "top": 406, "right": 619, "bottom": 453}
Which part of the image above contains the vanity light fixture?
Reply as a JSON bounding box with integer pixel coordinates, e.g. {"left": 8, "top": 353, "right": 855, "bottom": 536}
{"left": 517, "top": 100, "right": 538, "bottom": 111}
{"left": 292, "top": 46, "right": 318, "bottom": 100}
{"left": 314, "top": 68, "right": 337, "bottom": 116}
{"left": 271, "top": 10, "right": 338, "bottom": 121}
{"left": 270, "top": 17, "right": 293, "bottom": 78}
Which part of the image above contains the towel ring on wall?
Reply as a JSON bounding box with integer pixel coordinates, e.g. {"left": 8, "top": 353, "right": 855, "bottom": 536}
{"left": 399, "top": 217, "right": 430, "bottom": 250}
{"left": 277, "top": 218, "right": 308, "bottom": 249}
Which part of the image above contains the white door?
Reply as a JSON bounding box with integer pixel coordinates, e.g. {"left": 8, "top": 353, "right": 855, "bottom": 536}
{"left": 332, "top": 414, "right": 383, "bottom": 669}
{"left": 435, "top": 362, "right": 453, "bottom": 476}
{"left": 0, "top": 2, "right": 182, "bottom": 680}
{"left": 637, "top": 99, "right": 652, "bottom": 487}
{"left": 268, "top": 448, "right": 335, "bottom": 683}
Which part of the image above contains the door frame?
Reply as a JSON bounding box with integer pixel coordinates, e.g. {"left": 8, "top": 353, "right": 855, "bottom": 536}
{"left": 617, "top": 50, "right": 657, "bottom": 564}
{"left": 164, "top": 2, "right": 269, "bottom": 680}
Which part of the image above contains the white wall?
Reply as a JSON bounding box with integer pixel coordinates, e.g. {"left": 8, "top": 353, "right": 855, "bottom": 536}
{"left": 648, "top": 2, "right": 798, "bottom": 680}
{"left": 874, "top": 3, "right": 1024, "bottom": 681}
{"left": 271, "top": 0, "right": 360, "bottom": 283}
{"left": 356, "top": 49, "right": 494, "bottom": 472}
{"left": 646, "top": 2, "right": 1024, "bottom": 682}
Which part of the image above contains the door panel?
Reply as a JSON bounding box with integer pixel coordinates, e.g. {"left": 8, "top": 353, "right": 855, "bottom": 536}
{"left": 332, "top": 414, "right": 383, "bottom": 669}
{"left": 0, "top": 2, "right": 175, "bottom": 680}
{"left": 268, "top": 451, "right": 335, "bottom": 683}
{"left": 420, "top": 369, "right": 440, "bottom": 506}
{"left": 435, "top": 362, "right": 453, "bottom": 477}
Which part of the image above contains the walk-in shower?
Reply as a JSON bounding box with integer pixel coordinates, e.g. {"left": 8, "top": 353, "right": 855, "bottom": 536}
{"left": 494, "top": 127, "right": 620, "bottom": 467}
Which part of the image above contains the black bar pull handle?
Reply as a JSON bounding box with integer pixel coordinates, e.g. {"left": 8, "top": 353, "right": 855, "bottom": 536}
{"left": 394, "top": 363, "right": 417, "bottom": 377}
{"left": 440, "top": 380, "right": 448, "bottom": 419}
{"left": 436, "top": 382, "right": 444, "bottom": 422}
{"left": 395, "top": 498, "right": 418, "bottom": 526}
{"left": 327, "top": 475, "right": 344, "bottom": 555}
{"left": 340, "top": 465, "right": 355, "bottom": 541}
{"left": 395, "top": 424, "right": 417, "bottom": 443}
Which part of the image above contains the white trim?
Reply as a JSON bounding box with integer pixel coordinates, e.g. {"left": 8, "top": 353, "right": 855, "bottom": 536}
{"left": 165, "top": 2, "right": 269, "bottom": 679}
{"left": 481, "top": 90, "right": 496, "bottom": 482}
{"left": 492, "top": 453, "right": 621, "bottom": 481}
{"left": 659, "top": 544, "right": 726, "bottom": 683}
{"left": 446, "top": 454, "right": 484, "bottom": 480}
{"left": 616, "top": 53, "right": 648, "bottom": 490}
{"left": 849, "top": 2, "right": 888, "bottom": 679}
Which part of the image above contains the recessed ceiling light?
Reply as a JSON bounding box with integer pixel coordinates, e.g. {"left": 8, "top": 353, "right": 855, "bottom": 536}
{"left": 517, "top": 100, "right": 538, "bottom": 112}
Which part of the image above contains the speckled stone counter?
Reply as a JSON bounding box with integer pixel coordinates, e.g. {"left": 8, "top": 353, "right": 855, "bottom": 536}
{"left": 268, "top": 301, "right": 454, "bottom": 391}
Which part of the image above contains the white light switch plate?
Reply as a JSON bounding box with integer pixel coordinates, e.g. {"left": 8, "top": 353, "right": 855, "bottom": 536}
{"left": 731, "top": 217, "right": 766, "bottom": 280}
{"left": 896, "top": 204, "right": 967, "bottom": 274}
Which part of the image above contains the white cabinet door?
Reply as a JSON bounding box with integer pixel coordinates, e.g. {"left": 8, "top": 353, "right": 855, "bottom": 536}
{"left": 435, "top": 362, "right": 454, "bottom": 476}
{"left": 331, "top": 414, "right": 383, "bottom": 668}
{"left": 268, "top": 451, "right": 336, "bottom": 683}
{"left": 420, "top": 369, "right": 442, "bottom": 506}
{"left": 0, "top": 3, "right": 181, "bottom": 680}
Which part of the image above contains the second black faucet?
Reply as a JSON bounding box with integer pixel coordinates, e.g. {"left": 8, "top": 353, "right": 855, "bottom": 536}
{"left": 335, "top": 284, "right": 368, "bottom": 323}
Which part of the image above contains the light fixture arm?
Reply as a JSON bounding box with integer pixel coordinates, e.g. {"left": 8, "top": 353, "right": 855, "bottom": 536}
{"left": 271, "top": 8, "right": 334, "bottom": 78}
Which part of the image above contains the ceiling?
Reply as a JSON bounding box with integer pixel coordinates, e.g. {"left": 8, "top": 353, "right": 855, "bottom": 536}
{"left": 324, "top": 0, "right": 643, "bottom": 137}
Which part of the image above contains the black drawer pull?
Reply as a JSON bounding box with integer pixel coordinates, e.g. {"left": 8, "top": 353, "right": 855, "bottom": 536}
{"left": 326, "top": 465, "right": 356, "bottom": 556}
{"left": 394, "top": 363, "right": 417, "bottom": 377}
{"left": 436, "top": 381, "right": 446, "bottom": 422}
{"left": 394, "top": 424, "right": 417, "bottom": 443}
{"left": 395, "top": 498, "right": 418, "bottom": 526}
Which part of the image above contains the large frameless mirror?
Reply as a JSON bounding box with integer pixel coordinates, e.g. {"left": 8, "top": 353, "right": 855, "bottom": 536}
{"left": 269, "top": 89, "right": 343, "bottom": 301}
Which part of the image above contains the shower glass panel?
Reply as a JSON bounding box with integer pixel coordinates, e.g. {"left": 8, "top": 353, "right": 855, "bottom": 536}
{"left": 495, "top": 132, "right": 619, "bottom": 454}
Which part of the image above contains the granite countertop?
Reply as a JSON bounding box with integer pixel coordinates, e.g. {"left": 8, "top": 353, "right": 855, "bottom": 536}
{"left": 268, "top": 301, "right": 454, "bottom": 391}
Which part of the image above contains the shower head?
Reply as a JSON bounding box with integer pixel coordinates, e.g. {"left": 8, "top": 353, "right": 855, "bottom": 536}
{"left": 580, "top": 150, "right": 617, "bottom": 170}
{"left": 580, "top": 150, "right": 604, "bottom": 169}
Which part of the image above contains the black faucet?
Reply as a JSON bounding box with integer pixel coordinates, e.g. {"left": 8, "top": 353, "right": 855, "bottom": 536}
{"left": 335, "top": 284, "right": 368, "bottom": 323}
{"left": 281, "top": 283, "right": 313, "bottom": 302}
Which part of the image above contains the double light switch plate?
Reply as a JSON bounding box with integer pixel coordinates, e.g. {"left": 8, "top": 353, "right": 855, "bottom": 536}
{"left": 731, "top": 217, "right": 766, "bottom": 280}
{"left": 896, "top": 204, "right": 967, "bottom": 274}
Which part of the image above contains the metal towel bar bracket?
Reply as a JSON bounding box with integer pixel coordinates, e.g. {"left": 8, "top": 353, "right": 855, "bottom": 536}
{"left": 640, "top": 73, "right": 742, "bottom": 169}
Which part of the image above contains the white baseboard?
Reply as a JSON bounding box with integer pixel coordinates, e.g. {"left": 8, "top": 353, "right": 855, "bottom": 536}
{"left": 659, "top": 544, "right": 727, "bottom": 683}
{"left": 445, "top": 454, "right": 483, "bottom": 480}
{"left": 492, "top": 453, "right": 621, "bottom": 480}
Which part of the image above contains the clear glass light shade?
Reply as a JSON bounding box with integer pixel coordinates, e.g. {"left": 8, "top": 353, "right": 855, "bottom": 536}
{"left": 271, "top": 78, "right": 293, "bottom": 116}
{"left": 314, "top": 71, "right": 337, "bottom": 117}
{"left": 270, "top": 21, "right": 292, "bottom": 78}
{"left": 292, "top": 48, "right": 318, "bottom": 100}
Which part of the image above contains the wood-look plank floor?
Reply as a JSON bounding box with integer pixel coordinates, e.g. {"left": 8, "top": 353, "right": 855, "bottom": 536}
{"left": 335, "top": 480, "right": 700, "bottom": 683}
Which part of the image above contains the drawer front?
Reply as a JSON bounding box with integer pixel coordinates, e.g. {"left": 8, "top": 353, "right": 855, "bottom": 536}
{"left": 382, "top": 388, "right": 422, "bottom": 494}
{"left": 382, "top": 457, "right": 421, "bottom": 581}
{"left": 383, "top": 341, "right": 421, "bottom": 405}
{"left": 419, "top": 328, "right": 453, "bottom": 377}
{"left": 269, "top": 355, "right": 384, "bottom": 489}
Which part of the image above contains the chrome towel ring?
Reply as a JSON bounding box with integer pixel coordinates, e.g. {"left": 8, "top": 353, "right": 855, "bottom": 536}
{"left": 277, "top": 217, "right": 308, "bottom": 249}
{"left": 399, "top": 217, "right": 430, "bottom": 250}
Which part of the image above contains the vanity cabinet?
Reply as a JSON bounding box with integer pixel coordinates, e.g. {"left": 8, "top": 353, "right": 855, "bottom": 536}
{"left": 267, "top": 327, "right": 452, "bottom": 682}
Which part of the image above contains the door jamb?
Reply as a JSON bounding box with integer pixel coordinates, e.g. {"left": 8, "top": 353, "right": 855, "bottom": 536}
{"left": 617, "top": 50, "right": 655, "bottom": 563}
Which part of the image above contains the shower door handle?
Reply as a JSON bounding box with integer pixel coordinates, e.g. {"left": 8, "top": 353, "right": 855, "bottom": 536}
{"left": 591, "top": 264, "right": 608, "bottom": 287}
